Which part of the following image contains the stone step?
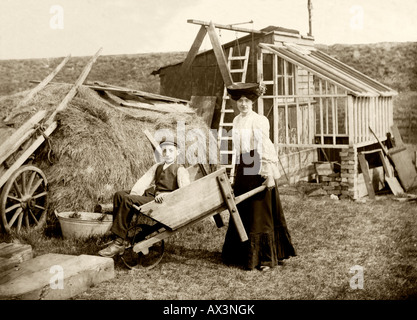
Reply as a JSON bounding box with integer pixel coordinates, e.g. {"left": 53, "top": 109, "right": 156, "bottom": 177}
{"left": 0, "top": 253, "right": 114, "bottom": 300}
{"left": 0, "top": 242, "right": 33, "bottom": 273}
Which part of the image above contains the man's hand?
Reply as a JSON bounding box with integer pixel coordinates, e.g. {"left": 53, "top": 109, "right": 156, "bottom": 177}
{"left": 155, "top": 193, "right": 166, "bottom": 203}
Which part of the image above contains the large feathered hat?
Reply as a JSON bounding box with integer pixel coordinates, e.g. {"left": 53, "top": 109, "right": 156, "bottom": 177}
{"left": 226, "top": 83, "right": 266, "bottom": 102}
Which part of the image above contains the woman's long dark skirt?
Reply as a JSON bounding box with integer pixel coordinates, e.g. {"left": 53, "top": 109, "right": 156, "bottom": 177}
{"left": 221, "top": 150, "right": 296, "bottom": 270}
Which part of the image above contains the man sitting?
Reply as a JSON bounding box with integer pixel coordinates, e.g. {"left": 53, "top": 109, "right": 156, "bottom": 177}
{"left": 98, "top": 136, "right": 190, "bottom": 257}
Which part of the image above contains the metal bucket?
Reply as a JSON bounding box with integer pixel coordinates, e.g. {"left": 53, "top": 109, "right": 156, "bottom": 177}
{"left": 56, "top": 211, "right": 113, "bottom": 239}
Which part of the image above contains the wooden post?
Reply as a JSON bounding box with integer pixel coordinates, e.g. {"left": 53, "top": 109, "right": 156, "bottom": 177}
{"left": 308, "top": 0, "right": 313, "bottom": 36}
{"left": 46, "top": 48, "right": 102, "bottom": 125}
{"left": 295, "top": 71, "right": 301, "bottom": 145}
{"left": 283, "top": 60, "right": 289, "bottom": 145}
{"left": 188, "top": 19, "right": 263, "bottom": 35}
{"left": 181, "top": 25, "right": 207, "bottom": 73}
{"left": 217, "top": 173, "right": 248, "bottom": 242}
{"left": 206, "top": 21, "right": 233, "bottom": 88}
{"left": 331, "top": 84, "right": 336, "bottom": 145}
{"left": 365, "top": 97, "right": 369, "bottom": 141}
{"left": 358, "top": 152, "right": 375, "bottom": 199}
{"left": 4, "top": 55, "right": 71, "bottom": 123}
{"left": 344, "top": 95, "right": 348, "bottom": 135}
{"left": 325, "top": 81, "right": 329, "bottom": 135}
{"left": 360, "top": 97, "right": 366, "bottom": 141}
{"left": 347, "top": 95, "right": 354, "bottom": 145}
{"left": 170, "top": 25, "right": 207, "bottom": 96}
{"left": 319, "top": 79, "right": 324, "bottom": 145}
{"left": 256, "top": 50, "right": 264, "bottom": 115}
{"left": 273, "top": 55, "right": 279, "bottom": 147}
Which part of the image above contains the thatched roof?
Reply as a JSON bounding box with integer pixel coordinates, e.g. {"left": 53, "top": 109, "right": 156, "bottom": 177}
{"left": 0, "top": 84, "right": 219, "bottom": 214}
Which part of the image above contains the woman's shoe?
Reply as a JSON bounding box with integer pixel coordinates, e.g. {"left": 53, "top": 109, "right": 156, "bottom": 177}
{"left": 259, "top": 266, "right": 271, "bottom": 272}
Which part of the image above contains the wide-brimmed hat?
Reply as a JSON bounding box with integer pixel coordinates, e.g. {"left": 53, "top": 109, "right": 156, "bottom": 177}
{"left": 226, "top": 83, "right": 266, "bottom": 101}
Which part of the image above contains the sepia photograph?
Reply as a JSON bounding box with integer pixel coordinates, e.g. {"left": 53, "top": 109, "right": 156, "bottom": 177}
{"left": 0, "top": 0, "right": 415, "bottom": 312}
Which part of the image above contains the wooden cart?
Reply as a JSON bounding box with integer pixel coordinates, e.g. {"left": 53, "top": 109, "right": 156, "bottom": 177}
{"left": 0, "top": 50, "right": 102, "bottom": 234}
{"left": 119, "top": 165, "right": 266, "bottom": 269}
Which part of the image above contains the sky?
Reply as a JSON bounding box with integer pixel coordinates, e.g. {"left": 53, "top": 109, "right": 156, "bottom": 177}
{"left": 0, "top": 0, "right": 416, "bottom": 60}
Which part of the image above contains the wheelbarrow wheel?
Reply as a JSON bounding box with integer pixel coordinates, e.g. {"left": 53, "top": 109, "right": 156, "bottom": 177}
{"left": 121, "top": 223, "right": 165, "bottom": 270}
{"left": 0, "top": 165, "right": 49, "bottom": 234}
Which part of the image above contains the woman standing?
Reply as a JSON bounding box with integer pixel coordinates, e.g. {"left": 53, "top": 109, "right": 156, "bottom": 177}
{"left": 221, "top": 83, "right": 296, "bottom": 271}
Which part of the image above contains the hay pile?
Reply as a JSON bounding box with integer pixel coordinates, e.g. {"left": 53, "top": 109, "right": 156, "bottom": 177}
{"left": 0, "top": 84, "right": 219, "bottom": 214}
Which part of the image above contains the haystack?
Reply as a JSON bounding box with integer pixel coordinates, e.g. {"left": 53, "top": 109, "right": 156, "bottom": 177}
{"left": 0, "top": 83, "right": 219, "bottom": 215}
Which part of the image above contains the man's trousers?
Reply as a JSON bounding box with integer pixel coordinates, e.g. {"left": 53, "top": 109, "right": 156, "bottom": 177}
{"left": 110, "top": 190, "right": 154, "bottom": 239}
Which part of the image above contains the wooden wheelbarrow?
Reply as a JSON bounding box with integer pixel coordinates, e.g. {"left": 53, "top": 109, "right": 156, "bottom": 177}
{"left": 118, "top": 165, "right": 266, "bottom": 269}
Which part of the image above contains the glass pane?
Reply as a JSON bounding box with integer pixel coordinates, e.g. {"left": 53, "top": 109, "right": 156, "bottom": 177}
{"left": 286, "top": 61, "right": 293, "bottom": 75}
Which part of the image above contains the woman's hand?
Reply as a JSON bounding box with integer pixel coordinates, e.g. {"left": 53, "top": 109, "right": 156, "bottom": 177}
{"left": 262, "top": 176, "right": 275, "bottom": 190}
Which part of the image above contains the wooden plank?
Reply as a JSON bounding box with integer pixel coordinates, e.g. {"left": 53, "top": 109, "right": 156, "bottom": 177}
{"left": 385, "top": 175, "right": 404, "bottom": 196}
{"left": 0, "top": 253, "right": 114, "bottom": 300}
{"left": 4, "top": 55, "right": 71, "bottom": 123}
{"left": 377, "top": 147, "right": 404, "bottom": 196}
{"left": 357, "top": 166, "right": 385, "bottom": 198}
{"left": 169, "top": 25, "right": 207, "bottom": 96}
{"left": 189, "top": 96, "right": 217, "bottom": 127}
{"left": 88, "top": 81, "right": 190, "bottom": 103}
{"left": 143, "top": 129, "right": 162, "bottom": 153}
{"left": 30, "top": 80, "right": 189, "bottom": 104}
{"left": 120, "top": 101, "right": 195, "bottom": 114}
{"left": 181, "top": 25, "right": 207, "bottom": 72}
{"left": 0, "top": 110, "right": 47, "bottom": 165}
{"left": 45, "top": 48, "right": 102, "bottom": 125}
{"left": 0, "top": 243, "right": 33, "bottom": 273}
{"left": 134, "top": 168, "right": 228, "bottom": 230}
{"left": 206, "top": 21, "right": 233, "bottom": 87}
{"left": 358, "top": 152, "right": 375, "bottom": 199}
{"left": 188, "top": 19, "right": 263, "bottom": 34}
{"left": 388, "top": 147, "right": 417, "bottom": 191}
{"left": 390, "top": 124, "right": 405, "bottom": 148}
{"left": 369, "top": 126, "right": 388, "bottom": 154}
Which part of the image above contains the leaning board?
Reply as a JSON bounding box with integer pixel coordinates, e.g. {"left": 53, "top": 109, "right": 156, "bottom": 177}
{"left": 388, "top": 146, "right": 417, "bottom": 191}
{"left": 137, "top": 168, "right": 227, "bottom": 230}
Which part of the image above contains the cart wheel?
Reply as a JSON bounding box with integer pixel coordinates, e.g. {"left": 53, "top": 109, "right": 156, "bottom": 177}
{"left": 121, "top": 223, "right": 165, "bottom": 270}
{"left": 0, "top": 165, "right": 48, "bottom": 234}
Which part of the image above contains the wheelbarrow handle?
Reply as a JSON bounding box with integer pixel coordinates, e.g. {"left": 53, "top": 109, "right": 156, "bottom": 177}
{"left": 234, "top": 185, "right": 266, "bottom": 205}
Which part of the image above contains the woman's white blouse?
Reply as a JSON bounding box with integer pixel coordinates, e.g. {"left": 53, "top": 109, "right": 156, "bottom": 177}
{"left": 232, "top": 110, "right": 281, "bottom": 179}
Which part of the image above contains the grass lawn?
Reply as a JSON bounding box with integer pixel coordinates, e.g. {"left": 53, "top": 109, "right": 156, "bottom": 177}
{"left": 1, "top": 188, "right": 416, "bottom": 300}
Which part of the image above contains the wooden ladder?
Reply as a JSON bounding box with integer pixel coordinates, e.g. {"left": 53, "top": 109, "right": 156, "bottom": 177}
{"left": 217, "top": 46, "right": 250, "bottom": 184}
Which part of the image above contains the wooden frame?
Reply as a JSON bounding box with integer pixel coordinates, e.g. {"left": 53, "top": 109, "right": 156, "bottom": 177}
{"left": 257, "top": 44, "right": 395, "bottom": 150}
